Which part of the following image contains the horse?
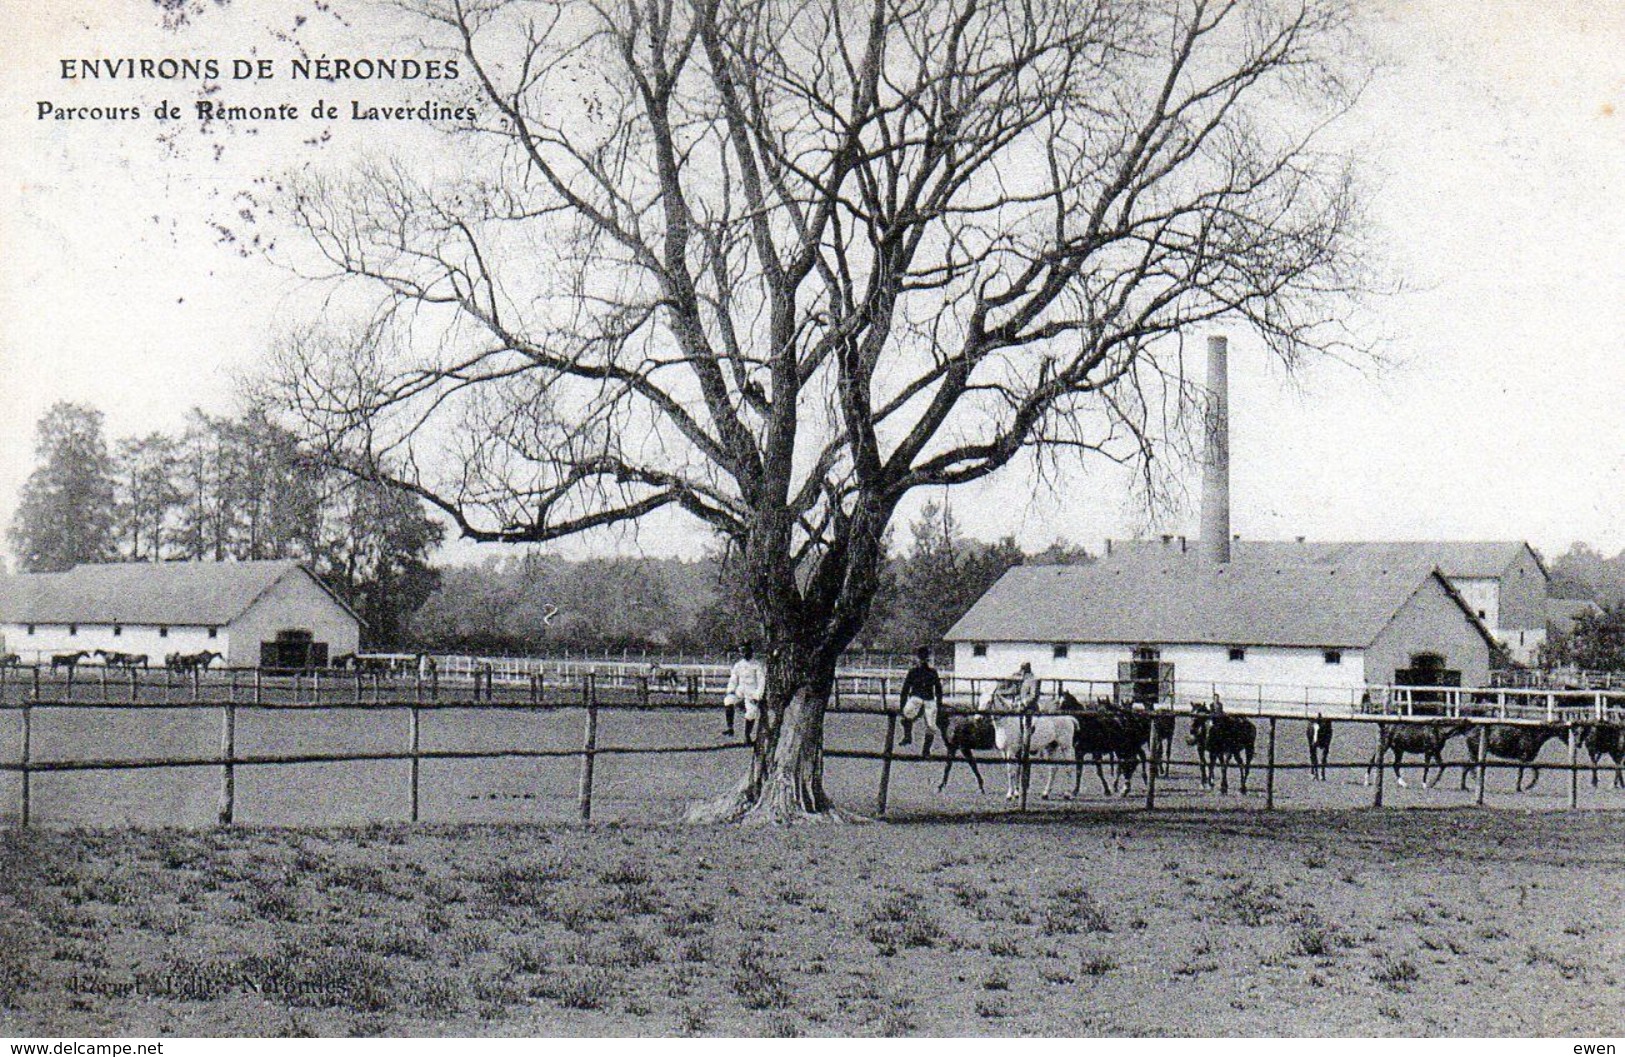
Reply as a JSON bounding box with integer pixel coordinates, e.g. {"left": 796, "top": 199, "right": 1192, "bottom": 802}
{"left": 0, "top": 653, "right": 20, "bottom": 667}
{"left": 50, "top": 651, "right": 89, "bottom": 671}
{"left": 936, "top": 712, "right": 996, "bottom": 794}
{"left": 1189, "top": 711, "right": 1256, "bottom": 794}
{"left": 1458, "top": 724, "right": 1565, "bottom": 793}
{"left": 1058, "top": 693, "right": 1149, "bottom": 798}
{"left": 1580, "top": 722, "right": 1625, "bottom": 789}
{"left": 991, "top": 697, "right": 1077, "bottom": 801}
{"left": 1306, "top": 715, "right": 1334, "bottom": 781}
{"left": 94, "top": 650, "right": 148, "bottom": 669}
{"left": 645, "top": 662, "right": 682, "bottom": 690}
{"left": 1151, "top": 711, "right": 1176, "bottom": 776}
{"left": 166, "top": 650, "right": 222, "bottom": 673}
{"left": 1364, "top": 721, "right": 1469, "bottom": 789}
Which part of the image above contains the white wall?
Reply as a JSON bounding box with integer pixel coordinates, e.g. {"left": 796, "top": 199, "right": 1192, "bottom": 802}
{"left": 951, "top": 640, "right": 1367, "bottom": 709}
{"left": 1448, "top": 577, "right": 1500, "bottom": 631}
{"left": 227, "top": 570, "right": 360, "bottom": 667}
{"left": 1, "top": 623, "right": 218, "bottom": 665}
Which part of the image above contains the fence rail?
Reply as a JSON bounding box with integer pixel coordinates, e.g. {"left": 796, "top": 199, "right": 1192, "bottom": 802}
{"left": 4, "top": 667, "right": 1625, "bottom": 828}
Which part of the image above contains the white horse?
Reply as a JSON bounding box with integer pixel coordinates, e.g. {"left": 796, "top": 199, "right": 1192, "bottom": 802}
{"left": 984, "top": 690, "right": 1077, "bottom": 801}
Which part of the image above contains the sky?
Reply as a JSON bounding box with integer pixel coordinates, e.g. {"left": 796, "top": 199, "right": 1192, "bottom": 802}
{"left": 2, "top": 0, "right": 1623, "bottom": 567}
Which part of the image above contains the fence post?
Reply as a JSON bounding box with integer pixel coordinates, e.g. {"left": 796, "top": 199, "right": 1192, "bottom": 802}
{"left": 355, "top": 669, "right": 364, "bottom": 705}
{"left": 578, "top": 675, "right": 598, "bottom": 822}
{"left": 409, "top": 703, "right": 422, "bottom": 824}
{"left": 19, "top": 698, "right": 31, "bottom": 829}
{"left": 1372, "top": 726, "right": 1386, "bottom": 808}
{"left": 640, "top": 674, "right": 650, "bottom": 709}
{"left": 1568, "top": 724, "right": 1579, "bottom": 811}
{"left": 130, "top": 666, "right": 139, "bottom": 704}
{"left": 191, "top": 666, "right": 200, "bottom": 704}
{"left": 1265, "top": 718, "right": 1277, "bottom": 810}
{"left": 218, "top": 702, "right": 236, "bottom": 827}
{"left": 877, "top": 709, "right": 897, "bottom": 818}
{"left": 1018, "top": 714, "right": 1031, "bottom": 813}
{"left": 1144, "top": 721, "right": 1160, "bottom": 811}
{"left": 1475, "top": 729, "right": 1489, "bottom": 807}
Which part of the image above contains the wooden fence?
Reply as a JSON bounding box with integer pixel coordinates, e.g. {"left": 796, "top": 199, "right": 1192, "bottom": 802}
{"left": 5, "top": 669, "right": 1625, "bottom": 828}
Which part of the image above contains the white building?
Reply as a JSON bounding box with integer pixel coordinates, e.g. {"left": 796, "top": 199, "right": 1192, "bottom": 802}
{"left": 1107, "top": 539, "right": 1551, "bottom": 665}
{"left": 0, "top": 560, "right": 362, "bottom": 668}
{"left": 945, "top": 556, "right": 1497, "bottom": 710}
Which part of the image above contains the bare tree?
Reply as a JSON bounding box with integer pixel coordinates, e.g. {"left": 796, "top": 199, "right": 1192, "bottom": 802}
{"left": 268, "top": 0, "right": 1371, "bottom": 822}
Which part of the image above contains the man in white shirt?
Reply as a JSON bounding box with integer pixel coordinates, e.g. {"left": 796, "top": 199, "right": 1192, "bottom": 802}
{"left": 724, "top": 641, "right": 767, "bottom": 743}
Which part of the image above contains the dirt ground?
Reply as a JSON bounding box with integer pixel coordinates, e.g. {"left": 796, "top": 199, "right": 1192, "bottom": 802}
{"left": 3, "top": 810, "right": 1623, "bottom": 1037}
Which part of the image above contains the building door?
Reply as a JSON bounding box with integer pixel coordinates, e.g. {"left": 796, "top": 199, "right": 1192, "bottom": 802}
{"left": 259, "top": 629, "right": 329, "bottom": 670}
{"left": 1394, "top": 652, "right": 1460, "bottom": 714}
{"left": 1117, "top": 647, "right": 1173, "bottom": 705}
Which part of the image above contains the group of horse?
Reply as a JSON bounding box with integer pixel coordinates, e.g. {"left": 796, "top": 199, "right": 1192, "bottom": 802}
{"left": 915, "top": 694, "right": 1625, "bottom": 801}
{"left": 1365, "top": 719, "right": 1625, "bottom": 792}
{"left": 926, "top": 692, "right": 1259, "bottom": 801}
{"left": 41, "top": 649, "right": 222, "bottom": 672}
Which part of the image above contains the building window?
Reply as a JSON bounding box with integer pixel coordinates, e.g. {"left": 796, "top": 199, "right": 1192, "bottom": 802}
{"left": 208, "top": 627, "right": 218, "bottom": 639}
{"left": 26, "top": 624, "right": 35, "bottom": 636}
{"left": 1477, "top": 609, "right": 1486, "bottom": 620}
{"left": 69, "top": 624, "right": 77, "bottom": 636}
{"left": 1052, "top": 644, "right": 1069, "bottom": 660}
{"left": 1323, "top": 649, "right": 1342, "bottom": 665}
{"left": 1228, "top": 647, "right": 1246, "bottom": 662}
{"left": 113, "top": 625, "right": 122, "bottom": 637}
{"left": 159, "top": 627, "right": 169, "bottom": 638}
{"left": 972, "top": 642, "right": 988, "bottom": 658}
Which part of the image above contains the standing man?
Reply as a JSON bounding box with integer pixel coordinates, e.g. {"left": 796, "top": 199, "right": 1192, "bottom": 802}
{"left": 724, "top": 641, "right": 767, "bottom": 743}
{"left": 898, "top": 646, "right": 944, "bottom": 753}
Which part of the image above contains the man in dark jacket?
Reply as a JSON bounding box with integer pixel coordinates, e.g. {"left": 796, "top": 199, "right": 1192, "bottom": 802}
{"left": 898, "top": 646, "right": 944, "bottom": 754}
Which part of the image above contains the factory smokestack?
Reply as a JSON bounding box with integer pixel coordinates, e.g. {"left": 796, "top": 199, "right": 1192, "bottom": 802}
{"left": 1199, "top": 334, "right": 1231, "bottom": 563}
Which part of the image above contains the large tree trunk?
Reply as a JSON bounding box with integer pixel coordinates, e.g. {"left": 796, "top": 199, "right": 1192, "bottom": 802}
{"left": 685, "top": 645, "right": 866, "bottom": 825}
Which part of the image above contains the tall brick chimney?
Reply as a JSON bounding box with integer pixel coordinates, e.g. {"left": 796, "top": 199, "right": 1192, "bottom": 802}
{"left": 1199, "top": 334, "right": 1231, "bottom": 563}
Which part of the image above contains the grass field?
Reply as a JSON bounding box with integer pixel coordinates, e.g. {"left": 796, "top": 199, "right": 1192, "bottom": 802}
{"left": 3, "top": 809, "right": 1624, "bottom": 1037}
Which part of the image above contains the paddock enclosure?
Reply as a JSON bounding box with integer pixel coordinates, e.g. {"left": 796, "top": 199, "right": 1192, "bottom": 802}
{"left": 2, "top": 662, "right": 1624, "bottom": 827}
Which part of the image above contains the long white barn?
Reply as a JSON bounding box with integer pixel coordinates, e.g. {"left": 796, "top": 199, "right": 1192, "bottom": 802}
{"left": 0, "top": 560, "right": 361, "bottom": 668}
{"left": 945, "top": 553, "right": 1498, "bottom": 709}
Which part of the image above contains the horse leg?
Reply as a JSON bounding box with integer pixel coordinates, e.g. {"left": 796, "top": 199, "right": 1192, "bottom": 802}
{"left": 1041, "top": 750, "right": 1062, "bottom": 800}
{"left": 1240, "top": 750, "right": 1252, "bottom": 795}
{"left": 1523, "top": 762, "right": 1540, "bottom": 792}
{"left": 965, "top": 748, "right": 986, "bottom": 794}
{"left": 1391, "top": 747, "right": 1409, "bottom": 789}
{"left": 1095, "top": 754, "right": 1112, "bottom": 797}
{"left": 938, "top": 749, "right": 955, "bottom": 792}
{"left": 1219, "top": 756, "right": 1230, "bottom": 796}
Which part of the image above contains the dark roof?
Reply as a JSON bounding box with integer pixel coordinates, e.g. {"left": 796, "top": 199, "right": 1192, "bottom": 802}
{"left": 0, "top": 561, "right": 361, "bottom": 627}
{"left": 1110, "top": 539, "right": 1544, "bottom": 580}
{"left": 945, "top": 560, "right": 1493, "bottom": 649}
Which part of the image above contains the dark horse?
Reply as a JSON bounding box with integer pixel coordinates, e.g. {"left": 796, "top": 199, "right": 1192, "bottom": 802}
{"left": 1364, "top": 720, "right": 1469, "bottom": 789}
{"left": 51, "top": 651, "right": 89, "bottom": 671}
{"left": 1459, "top": 724, "right": 1565, "bottom": 793}
{"left": 1152, "top": 712, "right": 1176, "bottom": 776}
{"left": 1057, "top": 693, "right": 1149, "bottom": 797}
{"left": 936, "top": 711, "right": 997, "bottom": 794}
{"left": 1580, "top": 722, "right": 1625, "bottom": 789}
{"left": 1189, "top": 710, "right": 1256, "bottom": 794}
{"left": 1306, "top": 715, "right": 1334, "bottom": 780}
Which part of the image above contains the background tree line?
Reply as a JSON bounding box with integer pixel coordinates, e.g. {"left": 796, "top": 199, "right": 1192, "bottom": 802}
{"left": 14, "top": 399, "right": 1625, "bottom": 668}
{"left": 406, "top": 502, "right": 1092, "bottom": 656}
{"left": 7, "top": 401, "right": 443, "bottom": 645}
